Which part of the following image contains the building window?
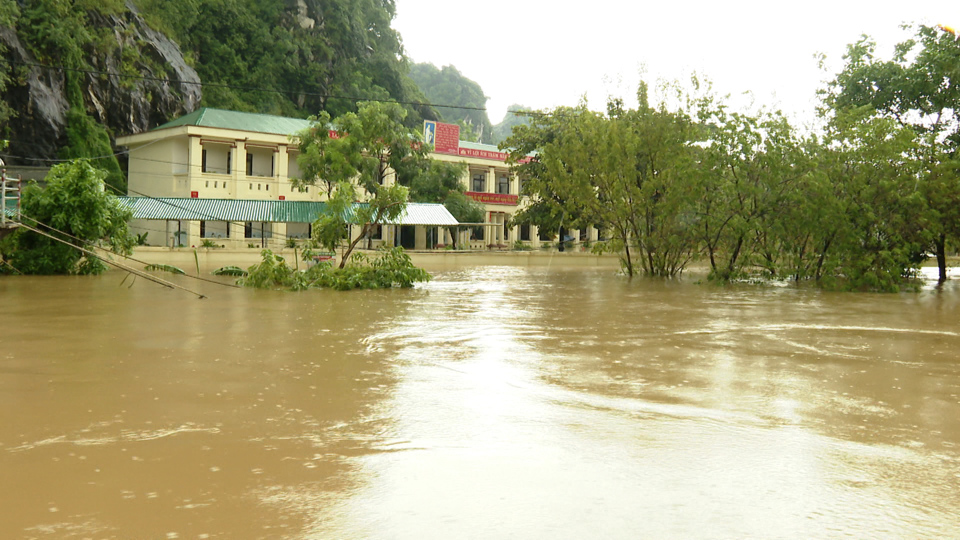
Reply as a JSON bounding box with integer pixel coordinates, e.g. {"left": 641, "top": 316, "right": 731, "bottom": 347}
{"left": 226, "top": 150, "right": 232, "bottom": 173}
{"left": 497, "top": 175, "right": 510, "bottom": 194}
{"left": 205, "top": 180, "right": 209, "bottom": 188}
{"left": 472, "top": 226, "right": 485, "bottom": 241}
{"left": 270, "top": 155, "right": 275, "bottom": 177}
{"left": 258, "top": 184, "right": 262, "bottom": 190}
{"left": 521, "top": 224, "right": 531, "bottom": 241}
{"left": 214, "top": 181, "right": 218, "bottom": 188}
{"left": 266, "top": 184, "right": 269, "bottom": 191}
{"left": 472, "top": 172, "right": 485, "bottom": 192}
{"left": 249, "top": 183, "right": 253, "bottom": 189}
{"left": 201, "top": 149, "right": 208, "bottom": 173}
{"left": 244, "top": 222, "right": 253, "bottom": 238}
{"left": 246, "top": 153, "right": 254, "bottom": 176}
{"left": 503, "top": 219, "right": 510, "bottom": 241}
{"left": 200, "top": 220, "right": 205, "bottom": 238}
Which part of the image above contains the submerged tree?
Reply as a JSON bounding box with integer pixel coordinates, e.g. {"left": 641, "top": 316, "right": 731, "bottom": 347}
{"left": 503, "top": 81, "right": 705, "bottom": 277}
{"left": 296, "top": 101, "right": 449, "bottom": 266}
{"left": 825, "top": 24, "right": 960, "bottom": 282}
{"left": 1, "top": 159, "right": 134, "bottom": 274}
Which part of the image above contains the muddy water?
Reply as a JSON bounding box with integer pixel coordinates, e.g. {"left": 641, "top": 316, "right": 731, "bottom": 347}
{"left": 1, "top": 265, "right": 959, "bottom": 539}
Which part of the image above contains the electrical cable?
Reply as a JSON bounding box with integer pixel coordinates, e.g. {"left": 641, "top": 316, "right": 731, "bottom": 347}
{"left": 17, "top": 211, "right": 242, "bottom": 288}
{"left": 15, "top": 221, "right": 207, "bottom": 299}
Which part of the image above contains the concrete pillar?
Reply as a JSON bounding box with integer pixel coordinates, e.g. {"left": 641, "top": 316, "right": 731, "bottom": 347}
{"left": 589, "top": 226, "right": 599, "bottom": 242}
{"left": 233, "top": 141, "right": 245, "bottom": 194}
{"left": 274, "top": 222, "right": 288, "bottom": 249}
{"left": 188, "top": 221, "right": 202, "bottom": 247}
{"left": 187, "top": 135, "right": 202, "bottom": 196}
{"left": 349, "top": 223, "right": 364, "bottom": 246}
{"left": 487, "top": 166, "right": 496, "bottom": 193}
{"left": 276, "top": 145, "right": 288, "bottom": 181}
{"left": 229, "top": 220, "right": 245, "bottom": 248}
{"left": 531, "top": 225, "right": 540, "bottom": 248}
{"left": 415, "top": 226, "right": 427, "bottom": 250}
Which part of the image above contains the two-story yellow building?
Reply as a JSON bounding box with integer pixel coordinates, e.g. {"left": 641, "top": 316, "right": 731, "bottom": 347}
{"left": 116, "top": 108, "right": 600, "bottom": 251}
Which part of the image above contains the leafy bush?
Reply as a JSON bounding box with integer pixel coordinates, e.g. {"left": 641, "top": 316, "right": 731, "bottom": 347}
{"left": 238, "top": 247, "right": 430, "bottom": 291}
{"left": 212, "top": 266, "right": 247, "bottom": 277}
{"left": 1, "top": 160, "right": 133, "bottom": 275}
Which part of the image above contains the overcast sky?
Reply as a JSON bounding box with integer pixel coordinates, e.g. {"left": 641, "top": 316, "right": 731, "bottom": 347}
{"left": 393, "top": 1, "right": 957, "bottom": 128}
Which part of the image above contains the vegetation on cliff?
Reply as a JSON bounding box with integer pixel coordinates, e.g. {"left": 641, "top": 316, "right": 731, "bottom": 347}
{"left": 0, "top": 0, "right": 439, "bottom": 189}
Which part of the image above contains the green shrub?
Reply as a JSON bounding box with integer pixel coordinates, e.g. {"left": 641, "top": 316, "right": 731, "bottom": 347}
{"left": 238, "top": 247, "right": 430, "bottom": 291}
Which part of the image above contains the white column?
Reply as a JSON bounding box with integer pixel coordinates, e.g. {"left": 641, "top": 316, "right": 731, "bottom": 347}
{"left": 233, "top": 140, "right": 246, "bottom": 198}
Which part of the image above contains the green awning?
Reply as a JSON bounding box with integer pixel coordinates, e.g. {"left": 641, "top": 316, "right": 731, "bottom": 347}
{"left": 117, "top": 197, "right": 459, "bottom": 226}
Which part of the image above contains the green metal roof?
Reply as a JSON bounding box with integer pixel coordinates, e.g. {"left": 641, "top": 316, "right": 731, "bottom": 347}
{"left": 153, "top": 108, "right": 314, "bottom": 136}
{"left": 117, "top": 197, "right": 459, "bottom": 226}
{"left": 118, "top": 197, "right": 326, "bottom": 222}
{"left": 458, "top": 140, "right": 502, "bottom": 152}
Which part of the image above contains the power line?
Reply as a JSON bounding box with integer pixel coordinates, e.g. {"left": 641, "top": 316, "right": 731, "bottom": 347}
{"left": 15, "top": 220, "right": 207, "bottom": 299}
{"left": 17, "top": 211, "right": 241, "bottom": 289}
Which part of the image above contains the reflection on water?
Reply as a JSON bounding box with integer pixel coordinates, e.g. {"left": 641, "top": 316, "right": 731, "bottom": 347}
{"left": 1, "top": 267, "right": 959, "bottom": 538}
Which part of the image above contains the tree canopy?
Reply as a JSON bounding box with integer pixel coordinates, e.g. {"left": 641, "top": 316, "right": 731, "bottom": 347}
{"left": 504, "top": 59, "right": 948, "bottom": 291}
{"left": 296, "top": 101, "right": 437, "bottom": 267}
{"left": 823, "top": 24, "right": 960, "bottom": 282}
{"left": 1, "top": 159, "right": 134, "bottom": 274}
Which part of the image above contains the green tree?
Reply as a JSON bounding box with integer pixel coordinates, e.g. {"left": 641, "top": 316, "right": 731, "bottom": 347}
{"left": 825, "top": 24, "right": 960, "bottom": 281}
{"left": 297, "top": 102, "right": 438, "bottom": 267}
{"left": 694, "top": 107, "right": 809, "bottom": 280}
{"left": 503, "top": 81, "right": 703, "bottom": 277}
{"left": 440, "top": 191, "right": 484, "bottom": 249}
{"left": 1, "top": 160, "right": 134, "bottom": 274}
{"left": 767, "top": 110, "right": 924, "bottom": 291}
{"left": 311, "top": 180, "right": 408, "bottom": 269}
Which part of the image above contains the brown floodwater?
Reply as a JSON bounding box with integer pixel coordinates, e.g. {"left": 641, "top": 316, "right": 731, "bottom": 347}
{"left": 1, "top": 262, "right": 959, "bottom": 539}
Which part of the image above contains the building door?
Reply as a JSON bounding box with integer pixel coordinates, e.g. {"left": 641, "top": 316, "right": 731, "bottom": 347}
{"left": 398, "top": 225, "right": 416, "bottom": 250}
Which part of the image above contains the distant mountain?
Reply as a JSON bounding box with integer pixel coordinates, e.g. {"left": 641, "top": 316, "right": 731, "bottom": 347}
{"left": 491, "top": 105, "right": 533, "bottom": 146}
{"left": 409, "top": 63, "right": 493, "bottom": 144}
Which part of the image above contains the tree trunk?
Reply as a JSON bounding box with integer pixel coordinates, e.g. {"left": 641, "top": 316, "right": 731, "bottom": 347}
{"left": 448, "top": 227, "right": 457, "bottom": 250}
{"left": 935, "top": 233, "right": 947, "bottom": 283}
{"left": 622, "top": 239, "right": 634, "bottom": 277}
{"left": 725, "top": 235, "right": 744, "bottom": 278}
{"left": 339, "top": 223, "right": 371, "bottom": 269}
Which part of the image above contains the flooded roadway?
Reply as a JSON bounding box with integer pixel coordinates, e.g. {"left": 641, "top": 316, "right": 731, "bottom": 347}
{"left": 1, "top": 264, "right": 959, "bottom": 538}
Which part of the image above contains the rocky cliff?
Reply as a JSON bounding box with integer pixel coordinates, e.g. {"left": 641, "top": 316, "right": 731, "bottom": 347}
{"left": 0, "top": 1, "right": 199, "bottom": 168}
{"left": 0, "top": 0, "right": 434, "bottom": 185}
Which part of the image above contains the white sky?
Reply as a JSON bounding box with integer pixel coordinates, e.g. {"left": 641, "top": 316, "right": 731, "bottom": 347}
{"left": 393, "top": 0, "right": 957, "bottom": 128}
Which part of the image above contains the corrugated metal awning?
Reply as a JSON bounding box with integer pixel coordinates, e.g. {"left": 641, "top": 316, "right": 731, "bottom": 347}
{"left": 117, "top": 197, "right": 459, "bottom": 226}
{"left": 392, "top": 203, "right": 459, "bottom": 226}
